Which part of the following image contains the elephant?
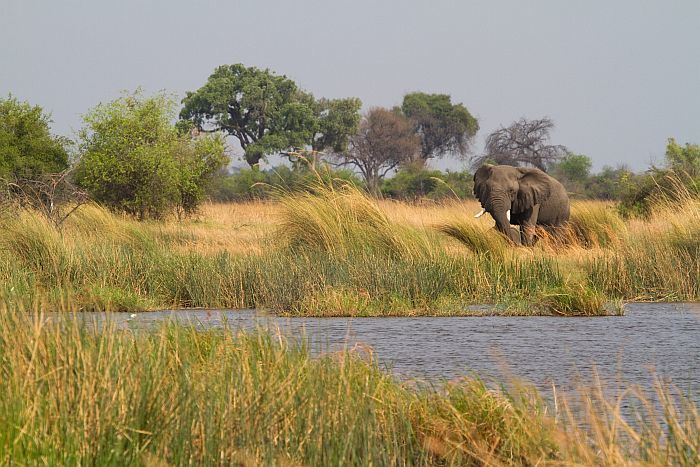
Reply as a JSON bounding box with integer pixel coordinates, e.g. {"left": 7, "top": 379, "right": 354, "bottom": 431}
{"left": 472, "top": 164, "right": 570, "bottom": 246}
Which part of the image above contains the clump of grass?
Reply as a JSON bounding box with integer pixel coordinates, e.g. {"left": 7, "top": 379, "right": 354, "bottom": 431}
{"left": 588, "top": 196, "right": 700, "bottom": 301}
{"left": 656, "top": 197, "right": 700, "bottom": 257}
{"left": 567, "top": 202, "right": 626, "bottom": 248}
{"left": 411, "top": 379, "right": 560, "bottom": 464}
{"left": 436, "top": 220, "right": 510, "bottom": 256}
{"left": 77, "top": 286, "right": 150, "bottom": 312}
{"left": 0, "top": 209, "right": 68, "bottom": 283}
{"left": 539, "top": 281, "right": 610, "bottom": 316}
{"left": 555, "top": 375, "right": 700, "bottom": 465}
{"left": 276, "top": 180, "right": 433, "bottom": 260}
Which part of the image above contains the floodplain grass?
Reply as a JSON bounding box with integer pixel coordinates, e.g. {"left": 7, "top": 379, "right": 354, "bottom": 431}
{"left": 0, "top": 180, "right": 698, "bottom": 316}
{"left": 0, "top": 308, "right": 696, "bottom": 466}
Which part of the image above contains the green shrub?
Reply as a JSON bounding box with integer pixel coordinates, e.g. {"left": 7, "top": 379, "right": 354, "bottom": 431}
{"left": 618, "top": 139, "right": 700, "bottom": 219}
{"left": 75, "top": 91, "right": 227, "bottom": 219}
{"left": 381, "top": 164, "right": 473, "bottom": 200}
{"left": 0, "top": 95, "right": 69, "bottom": 180}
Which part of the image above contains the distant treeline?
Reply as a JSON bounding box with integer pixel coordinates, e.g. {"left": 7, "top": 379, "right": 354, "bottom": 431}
{"left": 1, "top": 62, "right": 698, "bottom": 220}
{"left": 208, "top": 143, "right": 699, "bottom": 219}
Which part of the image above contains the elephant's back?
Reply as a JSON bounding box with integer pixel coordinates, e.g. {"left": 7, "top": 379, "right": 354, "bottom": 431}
{"left": 538, "top": 181, "right": 570, "bottom": 226}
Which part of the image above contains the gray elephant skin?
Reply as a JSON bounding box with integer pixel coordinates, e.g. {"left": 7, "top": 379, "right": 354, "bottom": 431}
{"left": 473, "top": 164, "right": 570, "bottom": 246}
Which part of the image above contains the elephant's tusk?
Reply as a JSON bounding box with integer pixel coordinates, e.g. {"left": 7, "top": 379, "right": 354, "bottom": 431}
{"left": 474, "top": 208, "right": 486, "bottom": 218}
{"left": 506, "top": 209, "right": 511, "bottom": 221}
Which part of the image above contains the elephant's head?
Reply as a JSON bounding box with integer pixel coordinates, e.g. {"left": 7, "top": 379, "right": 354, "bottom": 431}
{"left": 473, "top": 164, "right": 552, "bottom": 242}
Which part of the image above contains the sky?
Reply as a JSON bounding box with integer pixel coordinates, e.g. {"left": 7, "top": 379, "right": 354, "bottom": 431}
{"left": 1, "top": 0, "right": 698, "bottom": 172}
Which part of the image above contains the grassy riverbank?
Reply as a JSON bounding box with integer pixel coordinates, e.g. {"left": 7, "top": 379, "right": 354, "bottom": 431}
{"left": 0, "top": 309, "right": 696, "bottom": 465}
{"left": 0, "top": 182, "right": 698, "bottom": 316}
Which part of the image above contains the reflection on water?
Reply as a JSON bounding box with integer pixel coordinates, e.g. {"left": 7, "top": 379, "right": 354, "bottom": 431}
{"left": 58, "top": 303, "right": 700, "bottom": 399}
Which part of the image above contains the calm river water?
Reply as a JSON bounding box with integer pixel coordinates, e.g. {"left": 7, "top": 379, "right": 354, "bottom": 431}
{"left": 71, "top": 303, "right": 699, "bottom": 399}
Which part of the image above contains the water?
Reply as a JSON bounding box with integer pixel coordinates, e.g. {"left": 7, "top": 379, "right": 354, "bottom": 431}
{"left": 66, "top": 303, "right": 700, "bottom": 398}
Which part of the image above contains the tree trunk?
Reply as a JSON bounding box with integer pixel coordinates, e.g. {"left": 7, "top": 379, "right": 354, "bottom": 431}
{"left": 366, "top": 174, "right": 381, "bottom": 198}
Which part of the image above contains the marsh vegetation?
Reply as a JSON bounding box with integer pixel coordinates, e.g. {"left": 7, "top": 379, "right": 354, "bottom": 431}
{"left": 2, "top": 65, "right": 699, "bottom": 466}
{"left": 1, "top": 180, "right": 697, "bottom": 317}
{"left": 0, "top": 309, "right": 697, "bottom": 465}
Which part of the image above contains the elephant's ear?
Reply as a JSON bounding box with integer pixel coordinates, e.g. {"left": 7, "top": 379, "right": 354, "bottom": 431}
{"left": 473, "top": 164, "right": 493, "bottom": 202}
{"left": 516, "top": 167, "right": 551, "bottom": 210}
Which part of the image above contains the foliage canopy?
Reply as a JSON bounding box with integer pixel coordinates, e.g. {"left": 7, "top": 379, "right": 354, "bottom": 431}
{"left": 180, "top": 64, "right": 361, "bottom": 167}
{"left": 665, "top": 137, "right": 700, "bottom": 177}
{"left": 401, "top": 92, "right": 478, "bottom": 163}
{"left": 76, "top": 91, "right": 227, "bottom": 219}
{"left": 0, "top": 95, "right": 69, "bottom": 180}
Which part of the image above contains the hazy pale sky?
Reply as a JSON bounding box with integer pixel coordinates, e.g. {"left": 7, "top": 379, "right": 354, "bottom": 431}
{"left": 1, "top": 0, "right": 698, "bottom": 171}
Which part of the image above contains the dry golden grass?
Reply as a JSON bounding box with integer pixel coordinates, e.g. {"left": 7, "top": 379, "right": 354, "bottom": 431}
{"left": 1, "top": 190, "right": 697, "bottom": 315}
{"left": 129, "top": 197, "right": 696, "bottom": 263}
{"left": 144, "top": 201, "right": 279, "bottom": 255}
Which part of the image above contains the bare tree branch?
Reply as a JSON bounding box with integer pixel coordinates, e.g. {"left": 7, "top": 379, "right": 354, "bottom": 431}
{"left": 331, "top": 108, "right": 420, "bottom": 196}
{"left": 474, "top": 117, "right": 567, "bottom": 171}
{"left": 1, "top": 169, "right": 89, "bottom": 229}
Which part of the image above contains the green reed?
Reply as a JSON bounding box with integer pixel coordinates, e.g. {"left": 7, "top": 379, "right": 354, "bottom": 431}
{"left": 0, "top": 309, "right": 696, "bottom": 465}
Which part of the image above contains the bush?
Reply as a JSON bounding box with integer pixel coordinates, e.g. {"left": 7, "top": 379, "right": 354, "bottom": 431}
{"left": 617, "top": 139, "right": 699, "bottom": 218}
{"left": 618, "top": 170, "right": 699, "bottom": 219}
{"left": 381, "top": 164, "right": 473, "bottom": 200}
{"left": 0, "top": 95, "right": 69, "bottom": 180}
{"left": 75, "top": 91, "right": 227, "bottom": 219}
{"left": 207, "top": 165, "right": 364, "bottom": 201}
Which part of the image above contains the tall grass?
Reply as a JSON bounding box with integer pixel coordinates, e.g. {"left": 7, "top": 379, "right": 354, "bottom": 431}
{"left": 567, "top": 202, "right": 627, "bottom": 248}
{"left": 277, "top": 180, "right": 433, "bottom": 259}
{"left": 436, "top": 220, "right": 509, "bottom": 257}
{"left": 1, "top": 181, "right": 698, "bottom": 316}
{"left": 0, "top": 308, "right": 696, "bottom": 465}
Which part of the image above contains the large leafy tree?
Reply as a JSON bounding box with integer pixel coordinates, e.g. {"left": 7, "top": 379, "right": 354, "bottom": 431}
{"left": 400, "top": 92, "right": 478, "bottom": 164}
{"left": 0, "top": 95, "right": 69, "bottom": 180}
{"left": 476, "top": 117, "right": 567, "bottom": 171}
{"left": 311, "top": 97, "right": 362, "bottom": 153}
{"left": 77, "top": 91, "right": 227, "bottom": 219}
{"left": 180, "top": 64, "right": 360, "bottom": 168}
{"left": 335, "top": 108, "right": 420, "bottom": 196}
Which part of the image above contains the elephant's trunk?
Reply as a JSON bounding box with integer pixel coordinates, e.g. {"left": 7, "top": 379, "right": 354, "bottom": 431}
{"left": 490, "top": 197, "right": 519, "bottom": 244}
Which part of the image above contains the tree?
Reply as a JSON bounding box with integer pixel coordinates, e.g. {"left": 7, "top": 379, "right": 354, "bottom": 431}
{"left": 401, "top": 92, "right": 478, "bottom": 165}
{"left": 0, "top": 95, "right": 69, "bottom": 180}
{"left": 284, "top": 97, "right": 363, "bottom": 169}
{"left": 550, "top": 153, "right": 592, "bottom": 195}
{"left": 76, "top": 91, "right": 227, "bottom": 219}
{"left": 306, "top": 97, "right": 362, "bottom": 164}
{"left": 179, "top": 64, "right": 361, "bottom": 168}
{"left": 665, "top": 138, "right": 700, "bottom": 177}
{"left": 476, "top": 117, "right": 567, "bottom": 171}
{"left": 584, "top": 166, "right": 631, "bottom": 200}
{"left": 175, "top": 133, "right": 228, "bottom": 218}
{"left": 335, "top": 108, "right": 420, "bottom": 196}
